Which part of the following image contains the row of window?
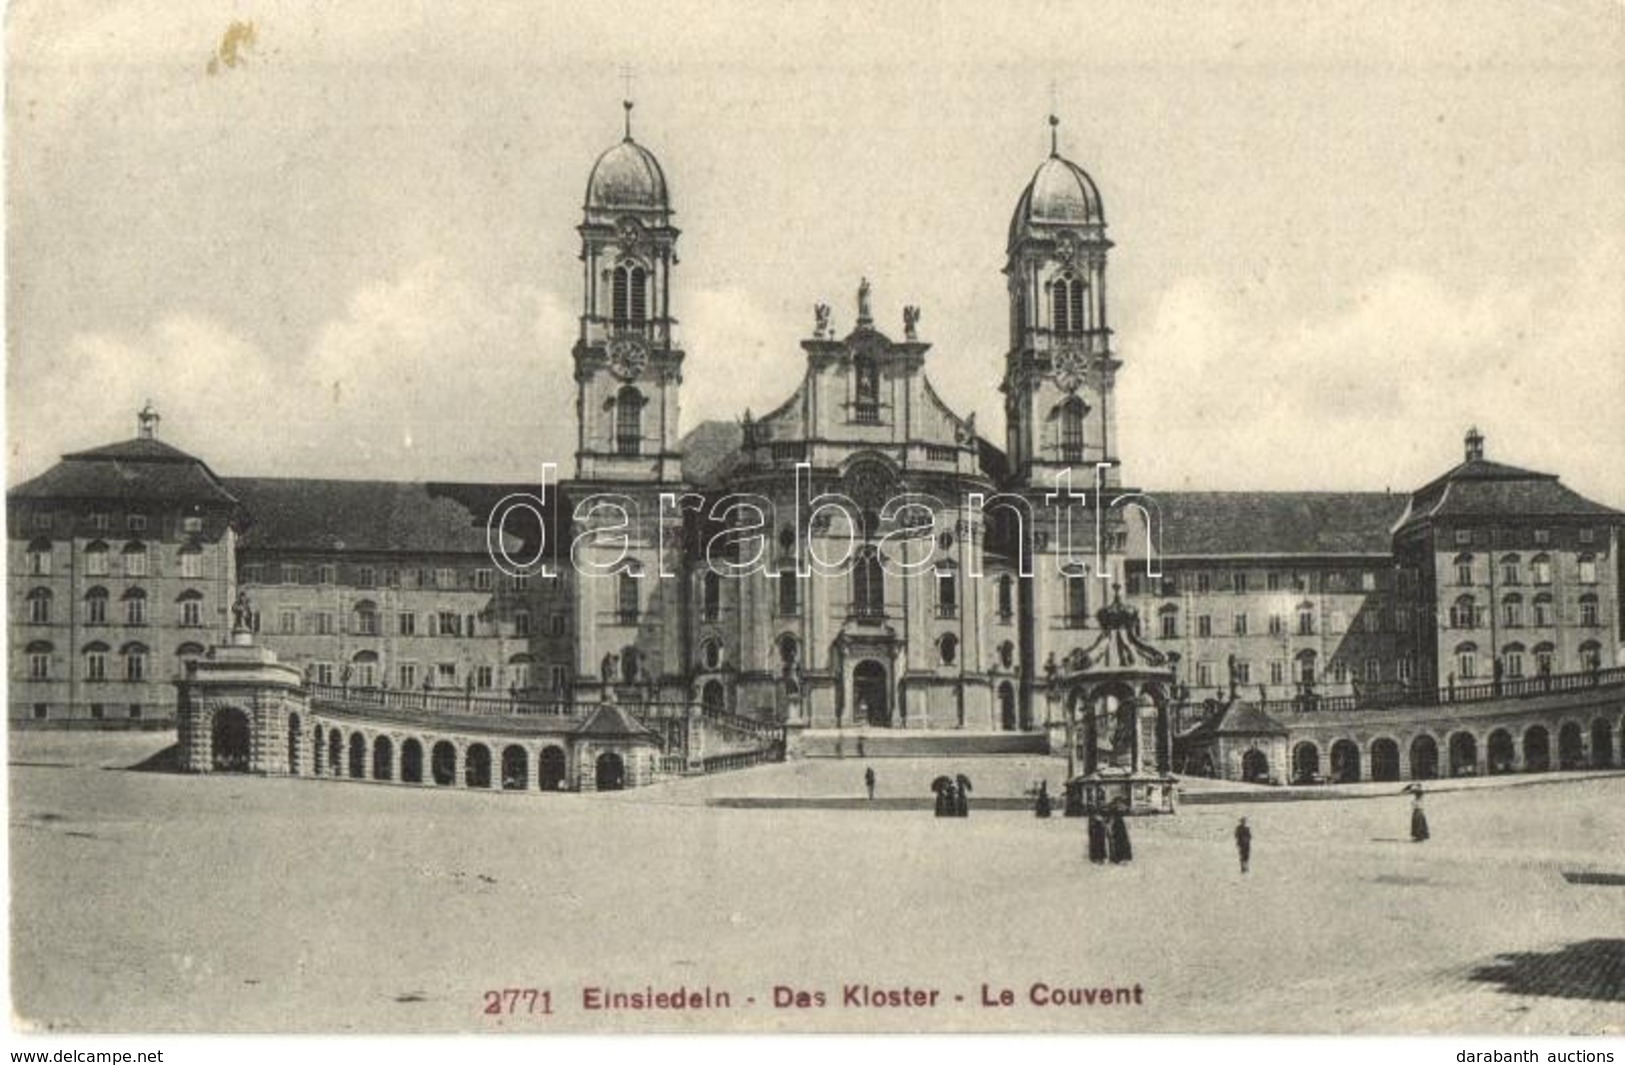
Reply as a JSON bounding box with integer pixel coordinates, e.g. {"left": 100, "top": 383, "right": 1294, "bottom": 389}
{"left": 1450, "top": 527, "right": 1600, "bottom": 548}
{"left": 28, "top": 703, "right": 145, "bottom": 721}
{"left": 310, "top": 659, "right": 570, "bottom": 694}
{"left": 1452, "top": 553, "right": 1598, "bottom": 586}
{"left": 1450, "top": 641, "right": 1605, "bottom": 681}
{"left": 27, "top": 511, "right": 200, "bottom": 535}
{"left": 1190, "top": 655, "right": 1413, "bottom": 689}
{"left": 1130, "top": 569, "right": 1392, "bottom": 597}
{"left": 21, "top": 639, "right": 199, "bottom": 682}
{"left": 21, "top": 586, "right": 205, "bottom": 627}
{"left": 24, "top": 539, "right": 207, "bottom": 578}
{"left": 241, "top": 563, "right": 508, "bottom": 591}
{"left": 250, "top": 607, "right": 565, "bottom": 639}
{"left": 1448, "top": 593, "right": 1601, "bottom": 629}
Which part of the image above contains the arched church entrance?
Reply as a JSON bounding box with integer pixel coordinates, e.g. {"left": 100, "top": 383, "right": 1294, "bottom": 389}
{"left": 211, "top": 707, "right": 251, "bottom": 772}
{"left": 1241, "top": 748, "right": 1269, "bottom": 783}
{"left": 853, "top": 660, "right": 889, "bottom": 727}
{"left": 998, "top": 682, "right": 1017, "bottom": 732}
{"left": 1409, "top": 734, "right": 1439, "bottom": 781}
{"left": 595, "top": 752, "right": 626, "bottom": 791}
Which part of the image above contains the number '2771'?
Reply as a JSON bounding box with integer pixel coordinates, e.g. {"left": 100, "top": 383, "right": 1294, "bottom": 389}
{"left": 483, "top": 988, "right": 554, "bottom": 1015}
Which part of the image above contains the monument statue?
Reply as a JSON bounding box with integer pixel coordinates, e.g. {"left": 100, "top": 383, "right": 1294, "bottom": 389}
{"left": 857, "top": 277, "right": 872, "bottom": 323}
{"left": 902, "top": 304, "right": 920, "bottom": 340}
{"left": 814, "top": 302, "right": 831, "bottom": 338}
{"left": 231, "top": 590, "right": 253, "bottom": 633}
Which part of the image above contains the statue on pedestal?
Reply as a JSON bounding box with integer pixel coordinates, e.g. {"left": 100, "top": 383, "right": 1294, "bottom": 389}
{"left": 231, "top": 590, "right": 253, "bottom": 633}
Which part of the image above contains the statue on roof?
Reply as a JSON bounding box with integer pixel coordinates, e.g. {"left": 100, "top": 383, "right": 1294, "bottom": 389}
{"left": 814, "top": 302, "right": 831, "bottom": 339}
{"left": 857, "top": 277, "right": 872, "bottom": 324}
{"left": 903, "top": 304, "right": 920, "bottom": 340}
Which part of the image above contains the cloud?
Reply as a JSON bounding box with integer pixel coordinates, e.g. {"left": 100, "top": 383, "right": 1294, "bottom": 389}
{"left": 11, "top": 260, "right": 580, "bottom": 484}
{"left": 1118, "top": 245, "right": 1625, "bottom": 502}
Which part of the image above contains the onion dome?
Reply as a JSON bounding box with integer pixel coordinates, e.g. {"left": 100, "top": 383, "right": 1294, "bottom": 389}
{"left": 584, "top": 101, "right": 670, "bottom": 216}
{"left": 1008, "top": 115, "right": 1106, "bottom": 250}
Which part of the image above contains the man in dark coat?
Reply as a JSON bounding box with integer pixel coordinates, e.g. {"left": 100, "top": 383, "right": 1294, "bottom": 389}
{"left": 1108, "top": 808, "right": 1133, "bottom": 864}
{"left": 865, "top": 765, "right": 876, "bottom": 801}
{"left": 1035, "top": 781, "right": 1052, "bottom": 818}
{"left": 1234, "top": 817, "right": 1252, "bottom": 873}
{"left": 1087, "top": 813, "right": 1108, "bottom": 863}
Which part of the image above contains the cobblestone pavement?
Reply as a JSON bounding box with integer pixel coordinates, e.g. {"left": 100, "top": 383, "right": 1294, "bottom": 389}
{"left": 9, "top": 735, "right": 1624, "bottom": 1034}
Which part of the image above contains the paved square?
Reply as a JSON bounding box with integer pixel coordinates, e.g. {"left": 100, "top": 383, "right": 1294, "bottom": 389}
{"left": 9, "top": 734, "right": 1623, "bottom": 1033}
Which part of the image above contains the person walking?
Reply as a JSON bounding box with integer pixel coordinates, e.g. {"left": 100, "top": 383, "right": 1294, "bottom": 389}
{"left": 1034, "top": 780, "right": 1052, "bottom": 818}
{"left": 1087, "top": 812, "right": 1108, "bottom": 864}
{"left": 1408, "top": 784, "right": 1430, "bottom": 842}
{"left": 1108, "top": 807, "right": 1133, "bottom": 864}
{"left": 864, "top": 765, "right": 876, "bottom": 802}
{"left": 1234, "top": 817, "right": 1252, "bottom": 873}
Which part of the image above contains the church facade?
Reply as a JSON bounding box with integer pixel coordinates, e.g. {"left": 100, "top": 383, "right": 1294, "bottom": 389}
{"left": 9, "top": 113, "right": 1624, "bottom": 777}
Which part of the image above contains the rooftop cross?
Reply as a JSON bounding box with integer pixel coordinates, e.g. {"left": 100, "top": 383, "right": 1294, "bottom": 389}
{"left": 137, "top": 400, "right": 160, "bottom": 440}
{"left": 619, "top": 66, "right": 635, "bottom": 140}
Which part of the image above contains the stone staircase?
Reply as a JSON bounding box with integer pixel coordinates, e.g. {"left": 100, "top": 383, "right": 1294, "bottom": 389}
{"left": 795, "top": 729, "right": 1050, "bottom": 758}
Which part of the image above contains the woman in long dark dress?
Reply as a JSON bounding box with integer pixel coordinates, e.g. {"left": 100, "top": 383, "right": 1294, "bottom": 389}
{"left": 1035, "top": 781, "right": 1052, "bottom": 818}
{"left": 1108, "top": 810, "right": 1133, "bottom": 864}
{"left": 1087, "top": 814, "right": 1108, "bottom": 863}
{"left": 1411, "top": 794, "right": 1430, "bottom": 842}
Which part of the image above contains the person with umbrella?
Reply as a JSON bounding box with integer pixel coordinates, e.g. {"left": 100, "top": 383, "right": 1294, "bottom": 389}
{"left": 931, "top": 775, "right": 954, "bottom": 818}
{"left": 1404, "top": 782, "right": 1430, "bottom": 842}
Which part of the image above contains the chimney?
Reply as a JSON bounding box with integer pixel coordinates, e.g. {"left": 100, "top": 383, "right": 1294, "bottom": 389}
{"left": 1464, "top": 426, "right": 1484, "bottom": 462}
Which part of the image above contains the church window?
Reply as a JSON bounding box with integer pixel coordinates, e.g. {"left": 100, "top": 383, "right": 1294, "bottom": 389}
{"left": 27, "top": 587, "right": 52, "bottom": 625}
{"left": 702, "top": 570, "right": 721, "bottom": 621}
{"left": 1066, "top": 571, "right": 1089, "bottom": 627}
{"left": 85, "top": 587, "right": 108, "bottom": 625}
{"left": 777, "top": 568, "right": 799, "bottom": 616}
{"left": 617, "top": 571, "right": 639, "bottom": 624}
{"left": 937, "top": 571, "right": 958, "bottom": 618}
{"left": 1058, "top": 398, "right": 1085, "bottom": 463}
{"left": 1579, "top": 594, "right": 1598, "bottom": 627}
{"left": 997, "top": 575, "right": 1015, "bottom": 620}
{"left": 1051, "top": 275, "right": 1085, "bottom": 334}
{"left": 1532, "top": 594, "right": 1552, "bottom": 627}
{"left": 1454, "top": 643, "right": 1477, "bottom": 680}
{"left": 852, "top": 549, "right": 884, "bottom": 618}
{"left": 1500, "top": 594, "right": 1523, "bottom": 628}
{"left": 615, "top": 386, "right": 643, "bottom": 456}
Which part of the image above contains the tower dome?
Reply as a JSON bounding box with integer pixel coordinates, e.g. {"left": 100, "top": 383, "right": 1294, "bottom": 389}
{"left": 1008, "top": 117, "right": 1105, "bottom": 250}
{"left": 585, "top": 103, "right": 670, "bottom": 215}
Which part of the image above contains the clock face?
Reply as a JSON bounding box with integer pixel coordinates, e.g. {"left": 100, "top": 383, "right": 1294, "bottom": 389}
{"left": 1053, "top": 343, "right": 1088, "bottom": 393}
{"left": 607, "top": 336, "right": 649, "bottom": 380}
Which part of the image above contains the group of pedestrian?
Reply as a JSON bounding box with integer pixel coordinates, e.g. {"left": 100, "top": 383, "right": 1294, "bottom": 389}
{"left": 1086, "top": 806, "right": 1134, "bottom": 865}
{"left": 932, "top": 774, "right": 972, "bottom": 817}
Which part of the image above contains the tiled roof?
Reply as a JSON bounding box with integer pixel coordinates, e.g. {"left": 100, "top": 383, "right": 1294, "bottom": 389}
{"left": 575, "top": 703, "right": 660, "bottom": 742}
{"left": 226, "top": 478, "right": 550, "bottom": 555}
{"left": 10, "top": 437, "right": 237, "bottom": 505}
{"left": 1396, "top": 458, "right": 1621, "bottom": 531}
{"left": 681, "top": 421, "right": 747, "bottom": 489}
{"left": 1140, "top": 492, "right": 1404, "bottom": 558}
{"left": 1180, "top": 699, "right": 1289, "bottom": 741}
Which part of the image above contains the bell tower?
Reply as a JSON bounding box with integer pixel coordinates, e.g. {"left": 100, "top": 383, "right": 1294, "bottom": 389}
{"left": 1001, "top": 116, "right": 1119, "bottom": 489}
{"left": 574, "top": 102, "right": 684, "bottom": 484}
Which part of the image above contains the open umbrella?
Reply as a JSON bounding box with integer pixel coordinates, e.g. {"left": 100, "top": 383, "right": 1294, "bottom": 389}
{"left": 931, "top": 775, "right": 954, "bottom": 817}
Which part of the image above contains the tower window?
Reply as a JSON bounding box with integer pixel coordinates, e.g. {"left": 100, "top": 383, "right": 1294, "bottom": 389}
{"left": 612, "top": 263, "right": 648, "bottom": 325}
{"left": 1058, "top": 398, "right": 1086, "bottom": 463}
{"left": 615, "top": 386, "right": 644, "bottom": 456}
{"left": 1051, "top": 275, "right": 1086, "bottom": 334}
{"left": 617, "top": 570, "right": 639, "bottom": 624}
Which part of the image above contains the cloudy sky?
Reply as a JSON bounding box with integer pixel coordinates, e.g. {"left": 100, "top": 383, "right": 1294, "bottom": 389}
{"left": 8, "top": 1, "right": 1623, "bottom": 504}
